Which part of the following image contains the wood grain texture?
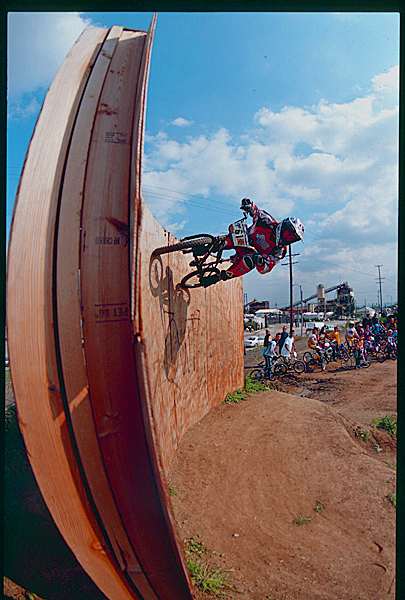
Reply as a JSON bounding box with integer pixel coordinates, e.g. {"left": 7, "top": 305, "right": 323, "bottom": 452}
{"left": 7, "top": 27, "right": 137, "bottom": 600}
{"left": 135, "top": 202, "right": 244, "bottom": 478}
{"left": 55, "top": 26, "right": 158, "bottom": 599}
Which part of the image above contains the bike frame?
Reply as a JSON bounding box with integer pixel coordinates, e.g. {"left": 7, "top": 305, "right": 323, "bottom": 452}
{"left": 186, "top": 215, "right": 253, "bottom": 278}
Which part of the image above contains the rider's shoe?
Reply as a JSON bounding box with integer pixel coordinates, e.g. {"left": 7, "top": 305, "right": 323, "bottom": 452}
{"left": 201, "top": 273, "right": 220, "bottom": 287}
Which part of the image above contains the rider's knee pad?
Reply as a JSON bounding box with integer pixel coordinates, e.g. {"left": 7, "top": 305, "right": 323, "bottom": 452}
{"left": 242, "top": 254, "right": 255, "bottom": 270}
{"left": 221, "top": 254, "right": 255, "bottom": 279}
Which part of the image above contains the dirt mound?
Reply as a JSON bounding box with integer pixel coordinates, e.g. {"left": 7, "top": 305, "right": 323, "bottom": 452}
{"left": 168, "top": 389, "right": 396, "bottom": 600}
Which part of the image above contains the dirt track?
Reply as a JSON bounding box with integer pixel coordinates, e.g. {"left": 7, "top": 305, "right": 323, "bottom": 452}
{"left": 4, "top": 345, "right": 397, "bottom": 600}
{"left": 168, "top": 347, "right": 397, "bottom": 600}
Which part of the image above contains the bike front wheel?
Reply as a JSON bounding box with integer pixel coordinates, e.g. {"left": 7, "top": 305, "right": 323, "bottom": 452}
{"left": 293, "top": 360, "right": 306, "bottom": 374}
{"left": 153, "top": 235, "right": 215, "bottom": 256}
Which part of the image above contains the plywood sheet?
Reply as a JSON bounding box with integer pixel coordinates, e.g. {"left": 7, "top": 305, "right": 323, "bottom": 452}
{"left": 7, "top": 26, "right": 137, "bottom": 600}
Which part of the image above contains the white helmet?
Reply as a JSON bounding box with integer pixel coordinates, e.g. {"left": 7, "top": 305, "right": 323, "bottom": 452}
{"left": 275, "top": 217, "right": 305, "bottom": 246}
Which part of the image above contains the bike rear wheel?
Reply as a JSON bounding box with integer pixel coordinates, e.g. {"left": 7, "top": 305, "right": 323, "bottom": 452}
{"left": 181, "top": 267, "right": 220, "bottom": 289}
{"left": 293, "top": 360, "right": 306, "bottom": 374}
{"left": 153, "top": 235, "right": 214, "bottom": 256}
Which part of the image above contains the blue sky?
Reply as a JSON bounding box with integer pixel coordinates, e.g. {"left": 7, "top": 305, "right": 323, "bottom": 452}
{"left": 7, "top": 11, "right": 399, "bottom": 308}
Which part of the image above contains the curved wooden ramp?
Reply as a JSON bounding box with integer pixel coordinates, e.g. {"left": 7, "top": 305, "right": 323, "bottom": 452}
{"left": 7, "top": 18, "right": 244, "bottom": 600}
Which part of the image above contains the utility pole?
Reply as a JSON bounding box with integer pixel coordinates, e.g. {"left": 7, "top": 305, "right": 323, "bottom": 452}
{"left": 300, "top": 287, "right": 304, "bottom": 338}
{"left": 375, "top": 265, "right": 384, "bottom": 316}
{"left": 289, "top": 246, "right": 293, "bottom": 333}
{"left": 282, "top": 248, "right": 300, "bottom": 335}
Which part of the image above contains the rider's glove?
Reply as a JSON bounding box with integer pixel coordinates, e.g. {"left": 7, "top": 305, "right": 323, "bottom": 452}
{"left": 240, "top": 198, "right": 254, "bottom": 215}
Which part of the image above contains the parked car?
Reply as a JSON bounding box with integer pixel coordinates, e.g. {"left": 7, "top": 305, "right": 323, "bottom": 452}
{"left": 244, "top": 336, "right": 260, "bottom": 348}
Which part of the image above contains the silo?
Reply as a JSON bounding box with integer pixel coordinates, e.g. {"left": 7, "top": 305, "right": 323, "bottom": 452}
{"left": 317, "top": 284, "right": 326, "bottom": 316}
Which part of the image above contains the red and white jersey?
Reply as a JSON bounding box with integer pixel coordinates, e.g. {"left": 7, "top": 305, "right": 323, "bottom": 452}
{"left": 249, "top": 203, "right": 286, "bottom": 263}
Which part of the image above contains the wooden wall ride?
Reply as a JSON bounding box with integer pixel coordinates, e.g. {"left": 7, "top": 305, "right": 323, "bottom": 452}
{"left": 7, "top": 18, "right": 244, "bottom": 600}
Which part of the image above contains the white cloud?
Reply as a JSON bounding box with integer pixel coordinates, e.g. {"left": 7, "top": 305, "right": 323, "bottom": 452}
{"left": 371, "top": 66, "right": 399, "bottom": 93}
{"left": 170, "top": 117, "right": 194, "bottom": 127}
{"left": 7, "top": 96, "right": 40, "bottom": 121}
{"left": 7, "top": 12, "right": 93, "bottom": 103}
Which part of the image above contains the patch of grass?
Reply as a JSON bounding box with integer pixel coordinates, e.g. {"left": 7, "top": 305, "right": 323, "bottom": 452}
{"left": 224, "top": 388, "right": 247, "bottom": 403}
{"left": 184, "top": 536, "right": 208, "bottom": 558}
{"left": 244, "top": 375, "right": 273, "bottom": 393}
{"left": 168, "top": 484, "right": 177, "bottom": 497}
{"left": 386, "top": 461, "right": 397, "bottom": 469}
{"left": 354, "top": 428, "right": 370, "bottom": 442}
{"left": 186, "top": 559, "right": 232, "bottom": 596}
{"left": 371, "top": 415, "right": 397, "bottom": 437}
{"left": 224, "top": 375, "right": 274, "bottom": 403}
{"left": 293, "top": 515, "right": 313, "bottom": 526}
{"left": 184, "top": 537, "right": 233, "bottom": 596}
{"left": 314, "top": 499, "right": 328, "bottom": 513}
{"left": 387, "top": 492, "right": 396, "bottom": 508}
{"left": 373, "top": 444, "right": 382, "bottom": 453}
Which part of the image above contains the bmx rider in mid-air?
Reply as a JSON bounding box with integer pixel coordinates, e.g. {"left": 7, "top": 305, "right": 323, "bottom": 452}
{"left": 203, "top": 198, "right": 305, "bottom": 287}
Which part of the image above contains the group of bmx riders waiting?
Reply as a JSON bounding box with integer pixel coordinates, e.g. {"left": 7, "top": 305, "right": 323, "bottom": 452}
{"left": 260, "top": 313, "right": 398, "bottom": 378}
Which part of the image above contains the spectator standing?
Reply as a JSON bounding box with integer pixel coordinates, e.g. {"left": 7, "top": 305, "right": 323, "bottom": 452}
{"left": 262, "top": 328, "right": 271, "bottom": 363}
{"left": 263, "top": 329, "right": 271, "bottom": 349}
{"left": 278, "top": 325, "right": 288, "bottom": 354}
{"left": 263, "top": 336, "right": 277, "bottom": 378}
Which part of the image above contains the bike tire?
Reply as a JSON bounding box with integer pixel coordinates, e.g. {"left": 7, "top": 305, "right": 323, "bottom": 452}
{"left": 341, "top": 356, "right": 354, "bottom": 370}
{"left": 153, "top": 235, "right": 214, "bottom": 256}
{"left": 180, "top": 267, "right": 221, "bottom": 289}
{"left": 293, "top": 360, "right": 306, "bottom": 374}
{"left": 376, "top": 351, "right": 385, "bottom": 363}
{"left": 305, "top": 358, "right": 317, "bottom": 372}
{"left": 360, "top": 358, "right": 372, "bottom": 368}
{"left": 250, "top": 368, "right": 264, "bottom": 381}
{"left": 303, "top": 351, "right": 313, "bottom": 363}
{"left": 273, "top": 363, "right": 287, "bottom": 376}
